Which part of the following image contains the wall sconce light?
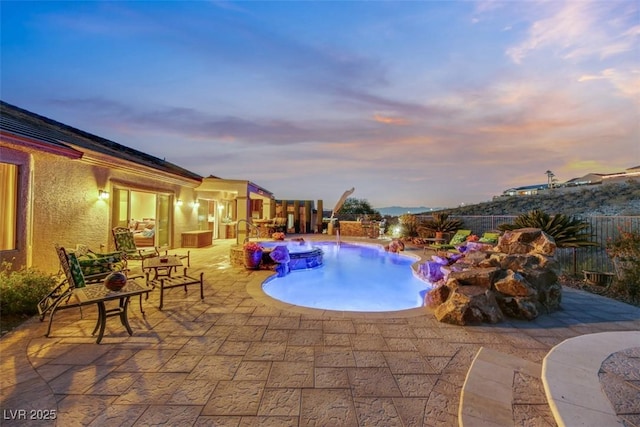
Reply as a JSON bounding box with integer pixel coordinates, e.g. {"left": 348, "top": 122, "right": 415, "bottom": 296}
{"left": 191, "top": 201, "right": 200, "bottom": 208}
{"left": 176, "top": 199, "right": 183, "bottom": 206}
{"left": 98, "top": 190, "right": 110, "bottom": 200}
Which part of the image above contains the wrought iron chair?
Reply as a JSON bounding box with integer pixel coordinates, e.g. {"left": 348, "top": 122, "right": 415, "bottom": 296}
{"left": 38, "top": 244, "right": 148, "bottom": 339}
{"left": 112, "top": 226, "right": 159, "bottom": 265}
{"left": 72, "top": 244, "right": 127, "bottom": 284}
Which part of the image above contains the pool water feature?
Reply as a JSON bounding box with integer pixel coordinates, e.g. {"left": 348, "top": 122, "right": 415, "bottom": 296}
{"left": 260, "top": 240, "right": 323, "bottom": 270}
{"left": 262, "top": 242, "right": 432, "bottom": 312}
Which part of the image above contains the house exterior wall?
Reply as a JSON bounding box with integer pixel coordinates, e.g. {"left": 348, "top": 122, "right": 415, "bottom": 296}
{"left": 1, "top": 142, "right": 200, "bottom": 274}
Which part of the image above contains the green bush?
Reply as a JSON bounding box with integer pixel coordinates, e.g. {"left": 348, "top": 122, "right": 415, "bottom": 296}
{"left": 607, "top": 229, "right": 640, "bottom": 302}
{"left": 418, "top": 213, "right": 464, "bottom": 235}
{"left": 398, "top": 214, "right": 420, "bottom": 237}
{"left": 498, "top": 209, "right": 598, "bottom": 248}
{"left": 0, "top": 262, "right": 57, "bottom": 316}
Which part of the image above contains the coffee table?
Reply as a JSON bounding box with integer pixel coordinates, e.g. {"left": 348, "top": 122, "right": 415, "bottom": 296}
{"left": 144, "top": 255, "right": 183, "bottom": 280}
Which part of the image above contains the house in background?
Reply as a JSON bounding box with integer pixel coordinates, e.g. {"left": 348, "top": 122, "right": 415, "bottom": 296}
{"left": 501, "top": 166, "right": 640, "bottom": 198}
{"left": 0, "top": 101, "right": 276, "bottom": 273}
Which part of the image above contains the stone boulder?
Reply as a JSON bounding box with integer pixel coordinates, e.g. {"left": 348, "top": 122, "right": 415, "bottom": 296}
{"left": 425, "top": 285, "right": 451, "bottom": 308}
{"left": 433, "top": 286, "right": 504, "bottom": 325}
{"left": 422, "top": 228, "right": 562, "bottom": 325}
{"left": 495, "top": 228, "right": 556, "bottom": 256}
{"left": 446, "top": 267, "right": 501, "bottom": 290}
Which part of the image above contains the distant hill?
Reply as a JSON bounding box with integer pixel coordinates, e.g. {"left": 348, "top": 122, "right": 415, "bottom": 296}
{"left": 430, "top": 180, "right": 640, "bottom": 217}
{"left": 375, "top": 206, "right": 440, "bottom": 216}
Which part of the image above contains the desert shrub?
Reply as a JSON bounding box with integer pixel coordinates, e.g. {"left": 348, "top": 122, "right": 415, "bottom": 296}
{"left": 607, "top": 229, "right": 640, "bottom": 302}
{"left": 418, "top": 213, "right": 464, "bottom": 235}
{"left": 0, "top": 262, "right": 57, "bottom": 316}
{"left": 398, "top": 214, "right": 419, "bottom": 237}
{"left": 498, "top": 209, "right": 598, "bottom": 248}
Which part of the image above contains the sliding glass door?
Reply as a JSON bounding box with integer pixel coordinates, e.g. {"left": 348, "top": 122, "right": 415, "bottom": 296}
{"left": 111, "top": 187, "right": 173, "bottom": 249}
{"left": 156, "top": 194, "right": 170, "bottom": 248}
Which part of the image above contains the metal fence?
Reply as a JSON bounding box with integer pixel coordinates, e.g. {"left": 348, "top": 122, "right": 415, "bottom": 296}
{"left": 415, "top": 215, "right": 640, "bottom": 276}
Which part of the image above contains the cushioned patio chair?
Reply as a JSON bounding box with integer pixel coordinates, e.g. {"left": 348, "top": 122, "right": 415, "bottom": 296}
{"left": 72, "top": 244, "right": 127, "bottom": 284}
{"left": 425, "top": 229, "right": 472, "bottom": 252}
{"left": 38, "top": 245, "right": 147, "bottom": 338}
{"left": 112, "top": 226, "right": 159, "bottom": 265}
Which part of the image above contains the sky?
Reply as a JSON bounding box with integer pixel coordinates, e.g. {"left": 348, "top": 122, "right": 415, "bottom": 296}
{"left": 1, "top": 1, "right": 639, "bottom": 209}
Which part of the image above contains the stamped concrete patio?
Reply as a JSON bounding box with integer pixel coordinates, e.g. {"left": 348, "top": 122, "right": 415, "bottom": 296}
{"left": 1, "top": 237, "right": 639, "bottom": 426}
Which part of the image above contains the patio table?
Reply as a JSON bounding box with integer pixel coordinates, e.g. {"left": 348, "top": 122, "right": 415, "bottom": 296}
{"left": 73, "top": 281, "right": 151, "bottom": 343}
{"left": 143, "top": 255, "right": 183, "bottom": 280}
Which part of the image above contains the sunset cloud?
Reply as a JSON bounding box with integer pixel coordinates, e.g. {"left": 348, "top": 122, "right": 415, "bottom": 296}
{"left": 2, "top": 1, "right": 637, "bottom": 207}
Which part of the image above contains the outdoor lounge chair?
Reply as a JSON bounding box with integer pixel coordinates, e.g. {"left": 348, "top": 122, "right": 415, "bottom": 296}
{"left": 425, "top": 229, "right": 472, "bottom": 252}
{"left": 477, "top": 232, "right": 500, "bottom": 244}
{"left": 38, "top": 245, "right": 149, "bottom": 340}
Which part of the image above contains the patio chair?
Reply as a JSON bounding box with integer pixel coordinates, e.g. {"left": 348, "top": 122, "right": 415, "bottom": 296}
{"left": 38, "top": 245, "right": 148, "bottom": 338}
{"left": 425, "top": 229, "right": 472, "bottom": 252}
{"left": 112, "top": 226, "right": 159, "bottom": 265}
{"left": 71, "top": 244, "right": 128, "bottom": 284}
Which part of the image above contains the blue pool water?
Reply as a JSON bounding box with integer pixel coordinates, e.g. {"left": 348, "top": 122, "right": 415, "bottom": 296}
{"left": 262, "top": 242, "right": 432, "bottom": 312}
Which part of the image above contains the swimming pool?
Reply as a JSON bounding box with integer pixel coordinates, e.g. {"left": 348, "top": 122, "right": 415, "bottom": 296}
{"left": 262, "top": 242, "right": 432, "bottom": 312}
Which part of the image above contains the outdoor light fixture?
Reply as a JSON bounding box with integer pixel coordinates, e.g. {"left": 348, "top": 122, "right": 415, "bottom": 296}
{"left": 98, "top": 190, "right": 110, "bottom": 200}
{"left": 176, "top": 199, "right": 183, "bottom": 206}
{"left": 191, "top": 201, "right": 200, "bottom": 208}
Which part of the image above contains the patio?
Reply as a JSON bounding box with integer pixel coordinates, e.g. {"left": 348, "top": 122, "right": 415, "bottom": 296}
{"left": 1, "top": 237, "right": 639, "bottom": 426}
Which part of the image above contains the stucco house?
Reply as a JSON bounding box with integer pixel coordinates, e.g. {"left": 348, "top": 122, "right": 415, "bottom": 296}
{"left": 0, "top": 101, "right": 274, "bottom": 273}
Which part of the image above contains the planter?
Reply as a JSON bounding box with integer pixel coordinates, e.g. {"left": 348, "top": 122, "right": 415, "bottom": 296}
{"left": 244, "top": 249, "right": 263, "bottom": 270}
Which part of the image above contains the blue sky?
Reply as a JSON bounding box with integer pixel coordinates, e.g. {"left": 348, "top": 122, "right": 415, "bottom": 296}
{"left": 2, "top": 1, "right": 638, "bottom": 208}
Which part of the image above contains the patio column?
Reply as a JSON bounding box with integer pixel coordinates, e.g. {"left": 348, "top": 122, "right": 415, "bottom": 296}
{"left": 304, "top": 200, "right": 312, "bottom": 234}
{"left": 269, "top": 198, "right": 276, "bottom": 219}
{"left": 316, "top": 200, "right": 323, "bottom": 233}
{"left": 281, "top": 199, "right": 288, "bottom": 228}
{"left": 293, "top": 200, "right": 300, "bottom": 233}
{"left": 236, "top": 195, "right": 250, "bottom": 244}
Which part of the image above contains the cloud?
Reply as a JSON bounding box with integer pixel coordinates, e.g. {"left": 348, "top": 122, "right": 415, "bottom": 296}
{"left": 506, "top": 1, "right": 639, "bottom": 64}
{"left": 372, "top": 113, "right": 410, "bottom": 125}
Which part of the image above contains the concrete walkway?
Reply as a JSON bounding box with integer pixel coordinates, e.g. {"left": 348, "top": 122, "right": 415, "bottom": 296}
{"left": 1, "top": 238, "right": 639, "bottom": 426}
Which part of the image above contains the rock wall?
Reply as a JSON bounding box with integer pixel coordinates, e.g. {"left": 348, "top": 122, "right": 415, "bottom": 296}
{"left": 421, "top": 228, "right": 562, "bottom": 325}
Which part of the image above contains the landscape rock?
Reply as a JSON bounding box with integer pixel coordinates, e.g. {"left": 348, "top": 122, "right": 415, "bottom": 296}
{"left": 434, "top": 286, "right": 503, "bottom": 325}
{"left": 446, "top": 267, "right": 500, "bottom": 290}
{"left": 493, "top": 270, "right": 534, "bottom": 297}
{"left": 496, "top": 295, "right": 540, "bottom": 320}
{"left": 422, "top": 227, "right": 562, "bottom": 325}
{"left": 496, "top": 228, "right": 556, "bottom": 256}
{"left": 425, "top": 285, "right": 450, "bottom": 308}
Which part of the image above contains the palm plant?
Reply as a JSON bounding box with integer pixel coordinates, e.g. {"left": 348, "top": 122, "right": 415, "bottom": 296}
{"left": 419, "top": 213, "right": 464, "bottom": 235}
{"left": 498, "top": 209, "right": 597, "bottom": 248}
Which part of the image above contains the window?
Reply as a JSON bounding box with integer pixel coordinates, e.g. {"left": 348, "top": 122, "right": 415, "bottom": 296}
{"left": 0, "top": 163, "right": 19, "bottom": 250}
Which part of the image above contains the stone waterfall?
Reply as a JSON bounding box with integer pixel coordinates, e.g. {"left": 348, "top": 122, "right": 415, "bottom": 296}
{"left": 420, "top": 228, "right": 563, "bottom": 326}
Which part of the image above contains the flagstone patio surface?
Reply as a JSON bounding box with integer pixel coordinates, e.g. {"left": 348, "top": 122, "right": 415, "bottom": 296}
{"left": 1, "top": 237, "right": 639, "bottom": 426}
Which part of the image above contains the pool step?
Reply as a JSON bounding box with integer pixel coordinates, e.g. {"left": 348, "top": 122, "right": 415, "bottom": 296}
{"left": 458, "top": 347, "right": 553, "bottom": 426}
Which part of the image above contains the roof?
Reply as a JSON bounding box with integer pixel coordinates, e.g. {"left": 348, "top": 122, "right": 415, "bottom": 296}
{"left": 504, "top": 184, "right": 548, "bottom": 192}
{"left": 0, "top": 101, "right": 202, "bottom": 182}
